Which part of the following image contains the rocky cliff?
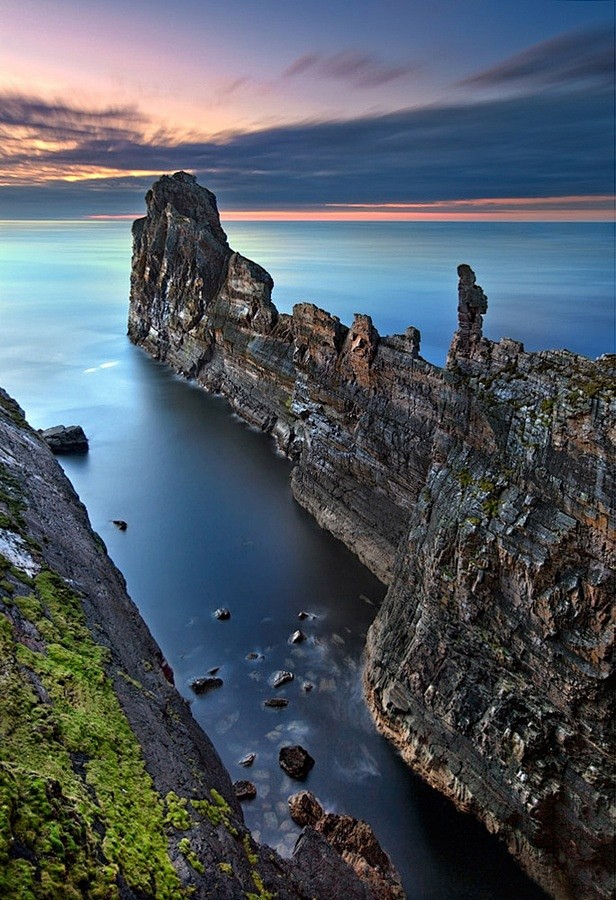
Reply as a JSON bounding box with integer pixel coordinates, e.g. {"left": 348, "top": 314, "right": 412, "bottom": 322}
{"left": 0, "top": 388, "right": 399, "bottom": 898}
{"left": 128, "top": 172, "right": 614, "bottom": 900}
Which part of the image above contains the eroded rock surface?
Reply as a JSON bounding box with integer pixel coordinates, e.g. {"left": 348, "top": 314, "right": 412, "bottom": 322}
{"left": 129, "top": 172, "right": 615, "bottom": 900}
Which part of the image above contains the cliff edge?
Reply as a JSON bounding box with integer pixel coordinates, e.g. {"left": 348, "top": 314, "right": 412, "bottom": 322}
{"left": 128, "top": 172, "right": 614, "bottom": 900}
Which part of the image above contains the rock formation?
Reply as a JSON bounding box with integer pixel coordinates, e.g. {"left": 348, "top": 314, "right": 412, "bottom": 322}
{"left": 128, "top": 172, "right": 614, "bottom": 900}
{"left": 0, "top": 388, "right": 394, "bottom": 899}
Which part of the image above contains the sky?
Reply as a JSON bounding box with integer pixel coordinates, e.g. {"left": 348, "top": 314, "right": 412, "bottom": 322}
{"left": 0, "top": 0, "right": 614, "bottom": 219}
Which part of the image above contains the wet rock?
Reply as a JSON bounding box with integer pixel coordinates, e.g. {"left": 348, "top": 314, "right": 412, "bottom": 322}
{"left": 289, "top": 630, "right": 306, "bottom": 644}
{"left": 288, "top": 790, "right": 324, "bottom": 827}
{"left": 213, "top": 607, "right": 230, "bottom": 620}
{"left": 40, "top": 424, "right": 88, "bottom": 454}
{"left": 271, "top": 670, "right": 294, "bottom": 688}
{"left": 208, "top": 666, "right": 220, "bottom": 675}
{"left": 301, "top": 681, "right": 314, "bottom": 693}
{"left": 112, "top": 519, "right": 127, "bottom": 531}
{"left": 190, "top": 676, "right": 223, "bottom": 695}
{"left": 246, "top": 651, "right": 264, "bottom": 661}
{"left": 297, "top": 611, "right": 315, "bottom": 620}
{"left": 233, "top": 780, "right": 257, "bottom": 801}
{"left": 264, "top": 698, "right": 289, "bottom": 709}
{"left": 279, "top": 745, "right": 315, "bottom": 780}
{"left": 238, "top": 752, "right": 256, "bottom": 767}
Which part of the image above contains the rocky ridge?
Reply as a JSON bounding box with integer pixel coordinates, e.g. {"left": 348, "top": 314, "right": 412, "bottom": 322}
{"left": 128, "top": 172, "right": 614, "bottom": 900}
{"left": 0, "top": 388, "right": 394, "bottom": 898}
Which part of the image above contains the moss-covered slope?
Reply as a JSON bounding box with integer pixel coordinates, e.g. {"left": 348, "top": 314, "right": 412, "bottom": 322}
{"left": 0, "top": 389, "right": 377, "bottom": 899}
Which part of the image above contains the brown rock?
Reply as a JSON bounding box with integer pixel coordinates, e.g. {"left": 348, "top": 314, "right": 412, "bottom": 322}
{"left": 233, "top": 780, "right": 257, "bottom": 801}
{"left": 288, "top": 790, "right": 324, "bottom": 827}
{"left": 279, "top": 745, "right": 315, "bottom": 780}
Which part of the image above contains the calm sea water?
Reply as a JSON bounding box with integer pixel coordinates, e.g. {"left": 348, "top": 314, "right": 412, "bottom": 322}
{"left": 1, "top": 219, "right": 612, "bottom": 898}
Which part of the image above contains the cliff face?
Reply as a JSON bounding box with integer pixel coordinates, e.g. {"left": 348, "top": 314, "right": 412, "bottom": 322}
{"left": 0, "top": 388, "right": 393, "bottom": 899}
{"left": 128, "top": 173, "right": 615, "bottom": 900}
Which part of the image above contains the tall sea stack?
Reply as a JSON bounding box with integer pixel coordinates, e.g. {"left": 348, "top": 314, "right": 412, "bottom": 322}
{"left": 129, "top": 172, "right": 614, "bottom": 900}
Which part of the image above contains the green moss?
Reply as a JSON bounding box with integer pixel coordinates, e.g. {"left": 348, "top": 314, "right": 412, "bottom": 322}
{"left": 164, "top": 792, "right": 193, "bottom": 830}
{"left": 219, "top": 862, "right": 233, "bottom": 876}
{"left": 0, "top": 566, "right": 187, "bottom": 898}
{"left": 178, "top": 838, "right": 205, "bottom": 875}
{"left": 477, "top": 478, "right": 495, "bottom": 493}
{"left": 457, "top": 468, "right": 473, "bottom": 488}
{"left": 482, "top": 496, "right": 501, "bottom": 518}
{"left": 191, "top": 790, "right": 238, "bottom": 837}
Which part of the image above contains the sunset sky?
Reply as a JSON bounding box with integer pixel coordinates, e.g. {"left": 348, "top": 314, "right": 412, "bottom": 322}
{"left": 1, "top": 0, "right": 613, "bottom": 219}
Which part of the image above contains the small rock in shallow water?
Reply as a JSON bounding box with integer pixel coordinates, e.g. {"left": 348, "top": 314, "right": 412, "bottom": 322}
{"left": 233, "top": 780, "right": 257, "bottom": 801}
{"left": 271, "top": 670, "right": 294, "bottom": 688}
{"left": 279, "top": 745, "right": 315, "bottom": 779}
{"left": 246, "top": 651, "right": 264, "bottom": 661}
{"left": 190, "top": 676, "right": 223, "bottom": 694}
{"left": 301, "top": 681, "right": 314, "bottom": 693}
{"left": 113, "top": 520, "right": 127, "bottom": 531}
{"left": 41, "top": 424, "right": 88, "bottom": 454}
{"left": 214, "top": 607, "right": 231, "bottom": 620}
{"left": 297, "top": 610, "right": 315, "bottom": 620}
{"left": 264, "top": 698, "right": 289, "bottom": 709}
{"left": 289, "top": 630, "right": 306, "bottom": 644}
{"left": 239, "top": 752, "right": 256, "bottom": 767}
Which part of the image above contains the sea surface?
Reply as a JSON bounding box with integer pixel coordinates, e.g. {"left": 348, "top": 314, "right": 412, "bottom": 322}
{"left": 1, "top": 219, "right": 613, "bottom": 898}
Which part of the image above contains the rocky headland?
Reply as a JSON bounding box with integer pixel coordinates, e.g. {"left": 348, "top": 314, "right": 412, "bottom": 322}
{"left": 128, "top": 172, "right": 614, "bottom": 900}
{"left": 0, "top": 388, "right": 400, "bottom": 897}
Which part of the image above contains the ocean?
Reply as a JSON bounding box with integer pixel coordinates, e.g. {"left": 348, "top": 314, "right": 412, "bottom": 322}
{"left": 1, "top": 218, "right": 612, "bottom": 898}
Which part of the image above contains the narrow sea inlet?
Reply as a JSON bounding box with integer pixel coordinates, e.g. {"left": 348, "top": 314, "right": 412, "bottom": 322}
{"left": 2, "top": 219, "right": 610, "bottom": 897}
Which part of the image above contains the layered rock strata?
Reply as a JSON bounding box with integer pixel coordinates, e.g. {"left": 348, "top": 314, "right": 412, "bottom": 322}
{"left": 128, "top": 172, "right": 614, "bottom": 900}
{"left": 0, "top": 388, "right": 388, "bottom": 899}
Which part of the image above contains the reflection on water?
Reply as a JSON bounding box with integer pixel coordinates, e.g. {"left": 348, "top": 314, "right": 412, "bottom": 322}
{"left": 0, "top": 219, "right": 601, "bottom": 897}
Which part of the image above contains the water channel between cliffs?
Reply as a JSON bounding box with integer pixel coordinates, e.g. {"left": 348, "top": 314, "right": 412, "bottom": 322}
{"left": 55, "top": 348, "right": 546, "bottom": 900}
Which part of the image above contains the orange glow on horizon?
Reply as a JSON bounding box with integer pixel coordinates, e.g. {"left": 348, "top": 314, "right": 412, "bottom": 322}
{"left": 86, "top": 195, "right": 615, "bottom": 224}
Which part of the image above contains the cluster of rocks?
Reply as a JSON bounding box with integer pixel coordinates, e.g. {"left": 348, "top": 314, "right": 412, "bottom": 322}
{"left": 129, "top": 173, "right": 614, "bottom": 900}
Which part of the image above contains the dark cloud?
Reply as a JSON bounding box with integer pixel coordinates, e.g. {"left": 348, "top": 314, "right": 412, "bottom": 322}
{"left": 282, "top": 50, "right": 417, "bottom": 88}
{"left": 0, "top": 78, "right": 612, "bottom": 217}
{"left": 460, "top": 25, "right": 614, "bottom": 90}
{"left": 0, "top": 93, "right": 145, "bottom": 140}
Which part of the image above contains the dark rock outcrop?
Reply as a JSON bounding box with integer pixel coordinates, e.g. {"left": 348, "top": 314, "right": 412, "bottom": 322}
{"left": 289, "top": 791, "right": 405, "bottom": 900}
{"left": 40, "top": 423, "right": 88, "bottom": 454}
{"left": 128, "top": 173, "right": 614, "bottom": 900}
{"left": 0, "top": 389, "right": 398, "bottom": 900}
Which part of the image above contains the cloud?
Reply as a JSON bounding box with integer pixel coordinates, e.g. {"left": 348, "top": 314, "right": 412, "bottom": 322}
{"left": 0, "top": 76, "right": 612, "bottom": 217}
{"left": 460, "top": 25, "right": 614, "bottom": 91}
{"left": 282, "top": 50, "right": 417, "bottom": 88}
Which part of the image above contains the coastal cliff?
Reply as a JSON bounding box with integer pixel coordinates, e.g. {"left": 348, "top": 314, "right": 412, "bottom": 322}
{"left": 128, "top": 172, "right": 614, "bottom": 900}
{"left": 0, "top": 389, "right": 398, "bottom": 898}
